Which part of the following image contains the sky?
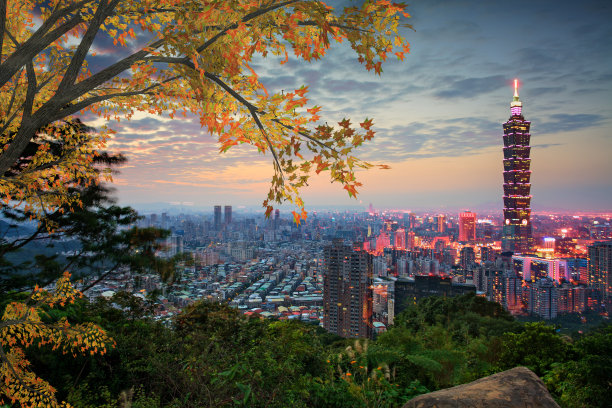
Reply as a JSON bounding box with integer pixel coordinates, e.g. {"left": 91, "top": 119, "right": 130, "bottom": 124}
{"left": 90, "top": 0, "right": 612, "bottom": 214}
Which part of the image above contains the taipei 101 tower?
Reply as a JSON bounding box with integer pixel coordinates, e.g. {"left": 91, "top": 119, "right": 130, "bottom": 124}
{"left": 501, "top": 79, "right": 533, "bottom": 254}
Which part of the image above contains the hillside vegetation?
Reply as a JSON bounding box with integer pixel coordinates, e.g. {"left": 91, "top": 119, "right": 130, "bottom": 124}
{"left": 2, "top": 292, "right": 610, "bottom": 407}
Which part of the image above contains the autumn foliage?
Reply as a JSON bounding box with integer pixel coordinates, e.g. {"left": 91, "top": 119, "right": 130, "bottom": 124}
{"left": 0, "top": 1, "right": 411, "bottom": 405}
{"left": 0, "top": 0, "right": 411, "bottom": 223}
{"left": 0, "top": 272, "right": 115, "bottom": 407}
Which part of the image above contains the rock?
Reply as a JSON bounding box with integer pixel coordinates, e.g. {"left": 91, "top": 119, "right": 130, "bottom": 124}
{"left": 403, "top": 366, "right": 560, "bottom": 408}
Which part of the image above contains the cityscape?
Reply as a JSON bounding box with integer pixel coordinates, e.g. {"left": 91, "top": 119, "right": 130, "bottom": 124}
{"left": 78, "top": 82, "right": 612, "bottom": 340}
{"left": 83, "top": 207, "right": 612, "bottom": 333}
{"left": 1, "top": 0, "right": 611, "bottom": 406}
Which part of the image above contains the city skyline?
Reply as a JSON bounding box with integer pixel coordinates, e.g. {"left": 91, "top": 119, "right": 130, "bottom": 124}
{"left": 94, "top": 0, "right": 611, "bottom": 212}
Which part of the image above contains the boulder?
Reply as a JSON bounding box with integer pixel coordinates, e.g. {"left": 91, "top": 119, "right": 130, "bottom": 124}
{"left": 403, "top": 366, "right": 559, "bottom": 408}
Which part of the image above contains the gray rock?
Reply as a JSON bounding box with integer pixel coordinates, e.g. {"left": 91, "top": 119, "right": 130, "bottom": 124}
{"left": 403, "top": 366, "right": 560, "bottom": 408}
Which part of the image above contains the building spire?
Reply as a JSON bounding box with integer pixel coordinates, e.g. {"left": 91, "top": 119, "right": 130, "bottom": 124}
{"left": 510, "top": 78, "right": 522, "bottom": 116}
{"left": 513, "top": 78, "right": 519, "bottom": 100}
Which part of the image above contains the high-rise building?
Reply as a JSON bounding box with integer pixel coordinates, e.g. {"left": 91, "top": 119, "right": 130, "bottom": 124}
{"left": 436, "top": 215, "right": 446, "bottom": 233}
{"left": 480, "top": 246, "right": 494, "bottom": 263}
{"left": 373, "top": 256, "right": 388, "bottom": 277}
{"left": 161, "top": 212, "right": 169, "bottom": 229}
{"left": 407, "top": 231, "right": 415, "bottom": 250}
{"left": 532, "top": 278, "right": 558, "bottom": 320}
{"left": 274, "top": 209, "right": 280, "bottom": 229}
{"left": 323, "top": 239, "right": 372, "bottom": 338}
{"left": 224, "top": 205, "right": 232, "bottom": 225}
{"left": 487, "top": 268, "right": 505, "bottom": 306}
{"left": 512, "top": 255, "right": 569, "bottom": 283}
{"left": 458, "top": 211, "right": 476, "bottom": 242}
{"left": 587, "top": 241, "right": 612, "bottom": 301}
{"left": 502, "top": 79, "right": 533, "bottom": 254}
{"left": 165, "top": 235, "right": 184, "bottom": 257}
{"left": 460, "top": 247, "right": 476, "bottom": 270}
{"left": 394, "top": 228, "right": 406, "bottom": 249}
{"left": 213, "top": 205, "right": 222, "bottom": 230}
{"left": 505, "top": 272, "right": 524, "bottom": 315}
{"left": 376, "top": 232, "right": 390, "bottom": 253}
{"left": 557, "top": 283, "right": 588, "bottom": 315}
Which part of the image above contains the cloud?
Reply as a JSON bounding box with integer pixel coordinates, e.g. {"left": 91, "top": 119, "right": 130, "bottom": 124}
{"left": 530, "top": 86, "right": 566, "bottom": 96}
{"left": 324, "top": 79, "right": 380, "bottom": 94}
{"left": 357, "top": 116, "right": 501, "bottom": 161}
{"left": 153, "top": 179, "right": 254, "bottom": 191}
{"left": 532, "top": 143, "right": 563, "bottom": 149}
{"left": 535, "top": 114, "right": 605, "bottom": 134}
{"left": 433, "top": 75, "right": 506, "bottom": 99}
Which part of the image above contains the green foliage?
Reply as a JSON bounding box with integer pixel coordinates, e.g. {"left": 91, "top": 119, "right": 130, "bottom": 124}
{"left": 0, "top": 155, "right": 172, "bottom": 295}
{"left": 394, "top": 292, "right": 518, "bottom": 337}
{"left": 497, "top": 322, "right": 576, "bottom": 376}
{"left": 543, "top": 324, "right": 612, "bottom": 407}
{"left": 16, "top": 291, "right": 610, "bottom": 407}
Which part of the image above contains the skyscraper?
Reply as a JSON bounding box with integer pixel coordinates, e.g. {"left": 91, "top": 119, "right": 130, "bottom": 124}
{"left": 501, "top": 79, "right": 533, "bottom": 254}
{"left": 459, "top": 246, "right": 476, "bottom": 270}
{"left": 323, "top": 239, "right": 372, "bottom": 338}
{"left": 394, "top": 228, "right": 406, "bottom": 250}
{"left": 587, "top": 241, "right": 612, "bottom": 302}
{"left": 213, "top": 205, "right": 222, "bottom": 230}
{"left": 458, "top": 211, "right": 476, "bottom": 242}
{"left": 407, "top": 231, "right": 416, "bottom": 250}
{"left": 480, "top": 246, "right": 494, "bottom": 263}
{"left": 436, "top": 215, "right": 446, "bottom": 233}
{"left": 224, "top": 205, "right": 232, "bottom": 225}
{"left": 532, "top": 278, "right": 558, "bottom": 319}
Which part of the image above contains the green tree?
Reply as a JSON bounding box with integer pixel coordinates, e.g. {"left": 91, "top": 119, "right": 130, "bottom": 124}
{"left": 0, "top": 126, "right": 173, "bottom": 295}
{"left": 543, "top": 323, "right": 612, "bottom": 407}
{"left": 0, "top": 120, "right": 176, "bottom": 407}
{"left": 497, "top": 321, "right": 575, "bottom": 376}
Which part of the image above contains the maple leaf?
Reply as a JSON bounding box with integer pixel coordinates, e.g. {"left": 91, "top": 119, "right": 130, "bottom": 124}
{"left": 292, "top": 210, "right": 302, "bottom": 225}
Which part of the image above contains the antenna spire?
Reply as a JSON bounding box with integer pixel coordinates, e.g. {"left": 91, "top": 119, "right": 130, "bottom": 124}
{"left": 510, "top": 78, "right": 523, "bottom": 116}
{"left": 513, "top": 79, "right": 519, "bottom": 99}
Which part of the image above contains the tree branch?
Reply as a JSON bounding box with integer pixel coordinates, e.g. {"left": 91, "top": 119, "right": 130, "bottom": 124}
{"left": 58, "top": 0, "right": 118, "bottom": 90}
{"left": 67, "top": 38, "right": 165, "bottom": 102}
{"left": 5, "top": 27, "right": 20, "bottom": 47}
{"left": 0, "top": 77, "right": 19, "bottom": 129}
{"left": 23, "top": 61, "right": 37, "bottom": 119}
{"left": 31, "top": 0, "right": 92, "bottom": 46}
{"left": 195, "top": 0, "right": 298, "bottom": 54}
{"left": 0, "top": 12, "right": 84, "bottom": 88}
{"left": 54, "top": 75, "right": 179, "bottom": 121}
{"left": 0, "top": 224, "right": 46, "bottom": 256}
{"left": 297, "top": 20, "right": 372, "bottom": 33}
{"left": 0, "top": 342, "right": 47, "bottom": 398}
{"left": 271, "top": 117, "right": 340, "bottom": 155}
{"left": 200, "top": 70, "right": 339, "bottom": 158}
{"left": 0, "top": 0, "right": 6, "bottom": 63}
{"left": 81, "top": 261, "right": 122, "bottom": 292}
{"left": 0, "top": 71, "right": 60, "bottom": 137}
{"left": 203, "top": 72, "right": 284, "bottom": 181}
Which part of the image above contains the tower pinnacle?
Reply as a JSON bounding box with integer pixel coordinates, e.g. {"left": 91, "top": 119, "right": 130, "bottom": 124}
{"left": 510, "top": 78, "right": 522, "bottom": 116}
{"left": 513, "top": 78, "right": 519, "bottom": 99}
